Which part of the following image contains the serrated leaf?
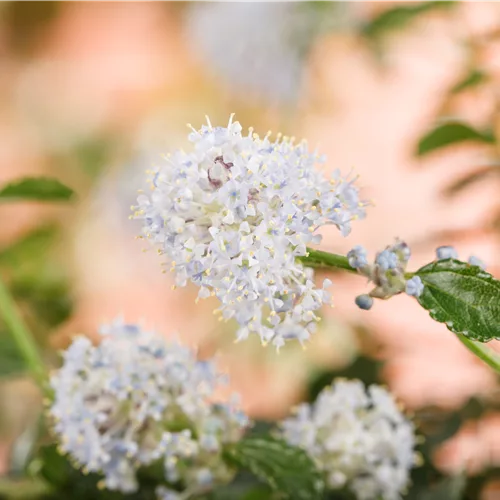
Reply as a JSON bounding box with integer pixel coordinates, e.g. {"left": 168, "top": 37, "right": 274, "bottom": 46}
{"left": 224, "top": 436, "right": 324, "bottom": 500}
{"left": 417, "top": 122, "right": 495, "bottom": 156}
{"left": 450, "top": 69, "right": 488, "bottom": 94}
{"left": 0, "top": 177, "right": 74, "bottom": 202}
{"left": 415, "top": 259, "right": 500, "bottom": 342}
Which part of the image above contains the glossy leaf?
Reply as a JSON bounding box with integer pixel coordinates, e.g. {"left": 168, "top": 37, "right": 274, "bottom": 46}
{"left": 224, "top": 436, "right": 324, "bottom": 500}
{"left": 0, "top": 177, "right": 74, "bottom": 202}
{"left": 415, "top": 259, "right": 500, "bottom": 342}
{"left": 417, "top": 122, "right": 495, "bottom": 156}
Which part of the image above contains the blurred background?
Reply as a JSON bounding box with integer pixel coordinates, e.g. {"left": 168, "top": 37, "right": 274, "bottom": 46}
{"left": 0, "top": 1, "right": 500, "bottom": 498}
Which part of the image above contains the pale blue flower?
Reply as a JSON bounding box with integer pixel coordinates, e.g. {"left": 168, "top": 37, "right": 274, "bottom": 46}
{"left": 49, "top": 319, "right": 248, "bottom": 495}
{"left": 436, "top": 245, "right": 458, "bottom": 260}
{"left": 405, "top": 276, "right": 424, "bottom": 297}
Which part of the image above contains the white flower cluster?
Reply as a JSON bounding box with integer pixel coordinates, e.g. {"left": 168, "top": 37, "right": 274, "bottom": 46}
{"left": 279, "top": 379, "right": 417, "bottom": 500}
{"left": 185, "top": 3, "right": 349, "bottom": 103}
{"left": 49, "top": 320, "right": 248, "bottom": 497}
{"left": 134, "top": 116, "right": 366, "bottom": 349}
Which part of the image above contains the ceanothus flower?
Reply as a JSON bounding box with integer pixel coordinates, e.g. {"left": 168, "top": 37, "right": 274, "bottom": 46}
{"left": 133, "top": 116, "right": 366, "bottom": 349}
{"left": 350, "top": 240, "right": 422, "bottom": 305}
{"left": 279, "top": 379, "right": 417, "bottom": 500}
{"left": 184, "top": 3, "right": 352, "bottom": 104}
{"left": 436, "top": 246, "right": 487, "bottom": 270}
{"left": 49, "top": 319, "right": 248, "bottom": 495}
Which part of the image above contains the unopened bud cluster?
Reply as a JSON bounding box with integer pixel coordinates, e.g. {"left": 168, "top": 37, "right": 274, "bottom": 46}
{"left": 347, "top": 241, "right": 423, "bottom": 310}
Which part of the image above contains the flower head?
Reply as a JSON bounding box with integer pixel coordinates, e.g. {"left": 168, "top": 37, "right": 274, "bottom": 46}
{"left": 133, "top": 116, "right": 366, "bottom": 348}
{"left": 49, "top": 319, "right": 248, "bottom": 494}
{"left": 279, "top": 379, "right": 417, "bottom": 500}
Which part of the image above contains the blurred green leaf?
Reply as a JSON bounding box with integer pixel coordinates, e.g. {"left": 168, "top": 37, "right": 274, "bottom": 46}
{"left": 200, "top": 474, "right": 273, "bottom": 500}
{"left": 0, "top": 225, "right": 73, "bottom": 329}
{"left": 451, "top": 69, "right": 488, "bottom": 94}
{"left": 12, "top": 279, "right": 72, "bottom": 328}
{"left": 0, "top": 477, "right": 51, "bottom": 500}
{"left": 307, "top": 355, "right": 381, "bottom": 402}
{"left": 0, "top": 178, "right": 74, "bottom": 202}
{"left": 0, "top": 225, "right": 58, "bottom": 268}
{"left": 362, "top": 2, "right": 455, "bottom": 40}
{"left": 224, "top": 436, "right": 324, "bottom": 500}
{"left": 443, "top": 164, "right": 500, "bottom": 197}
{"left": 74, "top": 139, "right": 112, "bottom": 178}
{"left": 416, "top": 122, "right": 495, "bottom": 156}
{"left": 37, "top": 445, "right": 152, "bottom": 500}
{"left": 0, "top": 333, "right": 26, "bottom": 379}
{"left": 415, "top": 259, "right": 500, "bottom": 342}
{"left": 418, "top": 474, "right": 466, "bottom": 500}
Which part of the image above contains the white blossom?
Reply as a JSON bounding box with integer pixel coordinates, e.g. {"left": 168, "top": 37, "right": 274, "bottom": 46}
{"left": 49, "top": 319, "right": 248, "bottom": 495}
{"left": 279, "top": 379, "right": 417, "bottom": 500}
{"left": 184, "top": 3, "right": 353, "bottom": 103}
{"left": 133, "top": 116, "right": 366, "bottom": 348}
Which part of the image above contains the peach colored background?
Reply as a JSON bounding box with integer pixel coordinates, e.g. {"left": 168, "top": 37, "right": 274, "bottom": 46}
{"left": 1, "top": 1, "right": 500, "bottom": 480}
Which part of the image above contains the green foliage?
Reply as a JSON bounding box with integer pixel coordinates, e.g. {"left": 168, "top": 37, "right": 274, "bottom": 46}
{"left": 224, "top": 436, "right": 324, "bottom": 500}
{"left": 307, "top": 355, "right": 381, "bottom": 402}
{"left": 416, "top": 122, "right": 495, "bottom": 156}
{"left": 442, "top": 163, "right": 499, "bottom": 197}
{"left": 0, "top": 333, "right": 26, "bottom": 379}
{"left": 0, "top": 225, "right": 73, "bottom": 329}
{"left": 36, "top": 446, "right": 158, "bottom": 500}
{"left": 0, "top": 226, "right": 57, "bottom": 267}
{"left": 416, "top": 475, "right": 466, "bottom": 500}
{"left": 0, "top": 477, "right": 51, "bottom": 500}
{"left": 361, "top": 2, "right": 456, "bottom": 41}
{"left": 415, "top": 259, "right": 500, "bottom": 342}
{"left": 0, "top": 178, "right": 74, "bottom": 202}
{"left": 450, "top": 69, "right": 488, "bottom": 94}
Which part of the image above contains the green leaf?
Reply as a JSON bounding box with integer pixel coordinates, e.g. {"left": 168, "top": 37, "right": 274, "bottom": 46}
{"left": 224, "top": 436, "right": 324, "bottom": 500}
{"left": 450, "top": 69, "right": 488, "bottom": 94}
{"left": 0, "top": 333, "right": 26, "bottom": 379}
{"left": 417, "top": 122, "right": 495, "bottom": 156}
{"left": 362, "top": 2, "right": 456, "bottom": 40}
{"left": 0, "top": 177, "right": 74, "bottom": 202}
{"left": 442, "top": 164, "right": 500, "bottom": 197}
{"left": 415, "top": 259, "right": 500, "bottom": 342}
{"left": 0, "top": 225, "right": 58, "bottom": 267}
{"left": 418, "top": 474, "right": 466, "bottom": 500}
{"left": 0, "top": 477, "right": 51, "bottom": 499}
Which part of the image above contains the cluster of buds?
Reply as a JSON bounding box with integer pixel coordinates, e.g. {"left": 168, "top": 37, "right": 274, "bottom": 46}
{"left": 347, "top": 240, "right": 423, "bottom": 311}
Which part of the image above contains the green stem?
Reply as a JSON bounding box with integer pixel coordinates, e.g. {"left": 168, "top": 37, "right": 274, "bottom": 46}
{"left": 0, "top": 276, "right": 47, "bottom": 386}
{"left": 300, "top": 248, "right": 357, "bottom": 273}
{"left": 457, "top": 335, "right": 500, "bottom": 374}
